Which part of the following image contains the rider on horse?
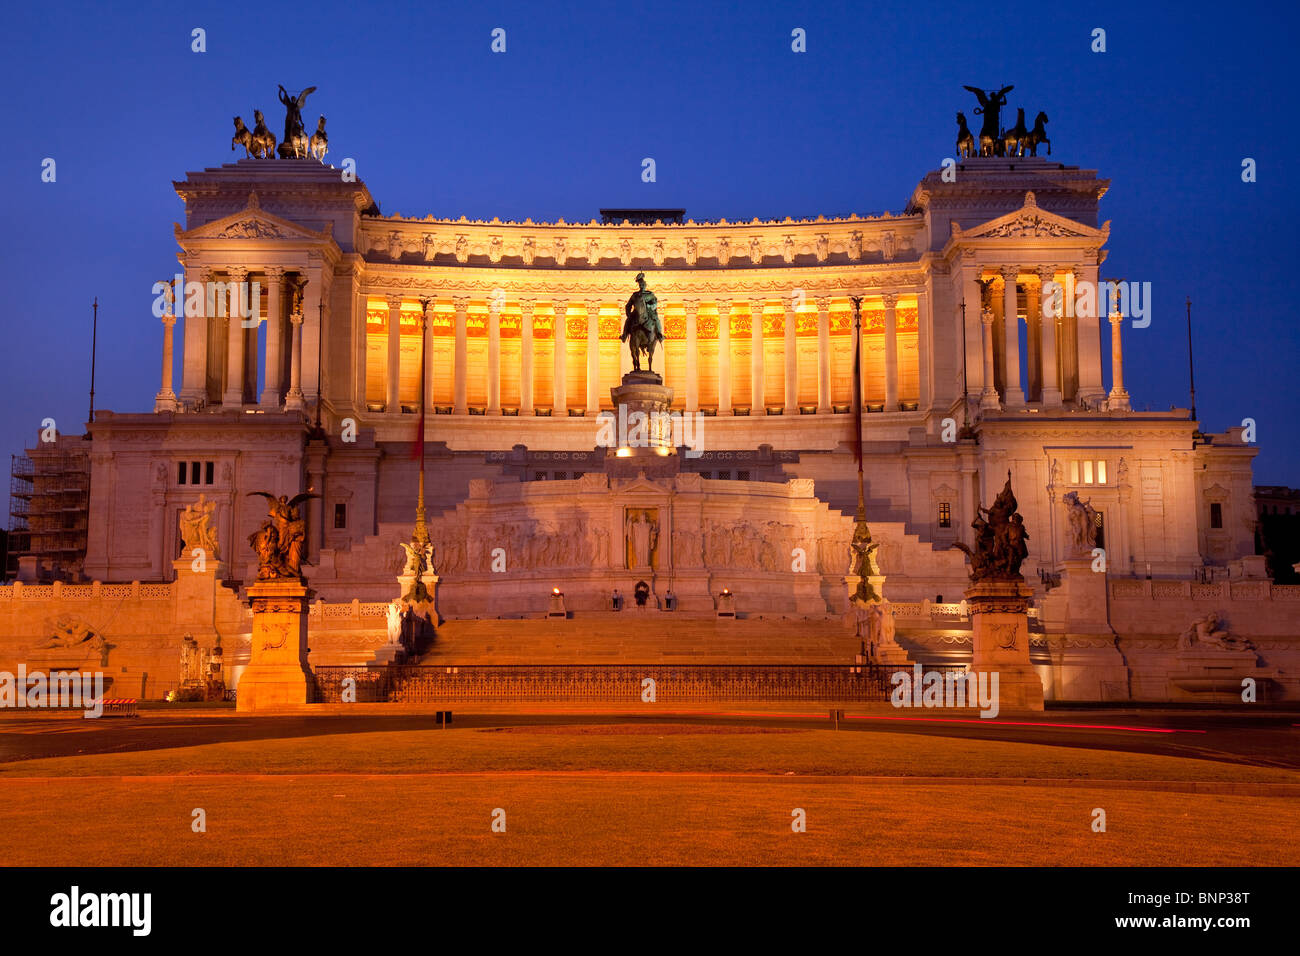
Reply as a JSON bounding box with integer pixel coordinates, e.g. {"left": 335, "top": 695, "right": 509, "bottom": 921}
{"left": 621, "top": 272, "right": 664, "bottom": 372}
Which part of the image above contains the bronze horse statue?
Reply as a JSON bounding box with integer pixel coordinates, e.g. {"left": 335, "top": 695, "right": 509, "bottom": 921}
{"left": 621, "top": 272, "right": 663, "bottom": 373}
{"left": 955, "top": 112, "right": 975, "bottom": 158}
{"left": 231, "top": 116, "right": 253, "bottom": 157}
{"left": 1003, "top": 108, "right": 1030, "bottom": 158}
{"left": 1026, "top": 111, "right": 1050, "bottom": 156}
{"left": 251, "top": 110, "right": 277, "bottom": 159}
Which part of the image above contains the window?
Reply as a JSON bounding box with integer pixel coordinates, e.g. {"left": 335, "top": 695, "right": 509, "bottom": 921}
{"left": 1094, "top": 509, "right": 1105, "bottom": 549}
{"left": 737, "top": 470, "right": 750, "bottom": 481}
{"left": 533, "top": 471, "right": 547, "bottom": 481}
{"left": 178, "top": 462, "right": 187, "bottom": 485}
{"left": 333, "top": 504, "right": 347, "bottom": 530}
{"left": 191, "top": 461, "right": 201, "bottom": 485}
{"left": 1210, "top": 502, "right": 1223, "bottom": 529}
{"left": 1069, "top": 459, "right": 1107, "bottom": 485}
{"left": 554, "top": 472, "right": 567, "bottom": 480}
{"left": 205, "top": 461, "right": 215, "bottom": 484}
{"left": 718, "top": 470, "right": 732, "bottom": 480}
{"left": 938, "top": 502, "right": 952, "bottom": 529}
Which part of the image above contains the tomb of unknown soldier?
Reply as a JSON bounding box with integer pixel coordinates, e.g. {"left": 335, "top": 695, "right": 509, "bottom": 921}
{"left": 2, "top": 85, "right": 1295, "bottom": 711}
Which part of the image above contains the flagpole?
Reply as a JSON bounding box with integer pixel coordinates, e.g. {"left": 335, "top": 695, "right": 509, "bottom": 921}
{"left": 850, "top": 295, "right": 865, "bottom": 521}
{"left": 413, "top": 298, "right": 430, "bottom": 549}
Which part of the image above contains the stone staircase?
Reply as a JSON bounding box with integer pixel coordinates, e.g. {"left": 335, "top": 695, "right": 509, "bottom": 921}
{"left": 421, "top": 613, "right": 860, "bottom": 664}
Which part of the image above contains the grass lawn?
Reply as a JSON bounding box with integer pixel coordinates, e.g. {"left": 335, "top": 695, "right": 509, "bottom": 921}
{"left": 3, "top": 725, "right": 1299, "bottom": 782}
{"left": 2, "top": 726, "right": 1294, "bottom": 865}
{"left": 0, "top": 775, "right": 1294, "bottom": 866}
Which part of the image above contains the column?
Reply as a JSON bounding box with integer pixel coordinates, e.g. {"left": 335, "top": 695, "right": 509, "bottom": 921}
{"left": 750, "top": 298, "right": 765, "bottom": 413}
{"left": 1076, "top": 261, "right": 1105, "bottom": 405}
{"left": 487, "top": 300, "right": 501, "bottom": 415}
{"left": 816, "top": 297, "right": 831, "bottom": 413}
{"left": 1026, "top": 277, "right": 1042, "bottom": 403}
{"left": 979, "top": 306, "right": 1000, "bottom": 410}
{"left": 553, "top": 301, "right": 568, "bottom": 414}
{"left": 302, "top": 261, "right": 324, "bottom": 402}
{"left": 1037, "top": 267, "right": 1063, "bottom": 407}
{"left": 586, "top": 299, "right": 601, "bottom": 415}
{"left": 385, "top": 294, "right": 402, "bottom": 413}
{"left": 782, "top": 298, "right": 797, "bottom": 413}
{"left": 882, "top": 292, "right": 899, "bottom": 412}
{"left": 352, "top": 280, "right": 366, "bottom": 412}
{"left": 683, "top": 300, "right": 699, "bottom": 412}
{"left": 155, "top": 309, "right": 178, "bottom": 412}
{"left": 962, "top": 264, "right": 986, "bottom": 401}
{"left": 520, "top": 299, "right": 535, "bottom": 415}
{"left": 286, "top": 311, "right": 305, "bottom": 411}
{"left": 1001, "top": 267, "right": 1025, "bottom": 407}
{"left": 260, "top": 267, "right": 284, "bottom": 408}
{"left": 1108, "top": 308, "right": 1131, "bottom": 410}
{"left": 178, "top": 261, "right": 207, "bottom": 403}
{"left": 453, "top": 296, "right": 468, "bottom": 414}
{"left": 222, "top": 268, "right": 248, "bottom": 406}
{"left": 1062, "top": 269, "right": 1079, "bottom": 401}
{"left": 916, "top": 289, "right": 932, "bottom": 411}
{"left": 716, "top": 300, "right": 732, "bottom": 414}
{"left": 423, "top": 296, "right": 436, "bottom": 410}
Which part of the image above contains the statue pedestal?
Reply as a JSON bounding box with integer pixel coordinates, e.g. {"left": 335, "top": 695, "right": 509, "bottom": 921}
{"left": 237, "top": 581, "right": 313, "bottom": 712}
{"left": 172, "top": 558, "right": 228, "bottom": 644}
{"left": 965, "top": 580, "right": 1044, "bottom": 712}
{"left": 1041, "top": 558, "right": 1109, "bottom": 635}
{"left": 606, "top": 373, "right": 677, "bottom": 477}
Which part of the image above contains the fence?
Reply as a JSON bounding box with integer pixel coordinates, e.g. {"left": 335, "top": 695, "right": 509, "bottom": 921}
{"left": 310, "top": 663, "right": 923, "bottom": 703}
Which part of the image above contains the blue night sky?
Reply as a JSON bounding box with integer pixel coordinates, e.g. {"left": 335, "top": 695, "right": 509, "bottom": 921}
{"left": 0, "top": 0, "right": 1296, "bottom": 488}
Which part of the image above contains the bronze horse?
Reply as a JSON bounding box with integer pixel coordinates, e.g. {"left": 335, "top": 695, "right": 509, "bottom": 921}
{"left": 621, "top": 273, "right": 663, "bottom": 373}
{"left": 955, "top": 112, "right": 975, "bottom": 158}
{"left": 1026, "top": 111, "right": 1050, "bottom": 156}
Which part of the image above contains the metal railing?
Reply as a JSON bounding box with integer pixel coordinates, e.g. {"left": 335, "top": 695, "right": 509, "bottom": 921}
{"left": 311, "top": 663, "right": 912, "bottom": 703}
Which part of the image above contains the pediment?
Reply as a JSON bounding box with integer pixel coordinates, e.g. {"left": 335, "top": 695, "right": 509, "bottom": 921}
{"left": 954, "top": 191, "right": 1108, "bottom": 242}
{"left": 177, "top": 192, "right": 330, "bottom": 243}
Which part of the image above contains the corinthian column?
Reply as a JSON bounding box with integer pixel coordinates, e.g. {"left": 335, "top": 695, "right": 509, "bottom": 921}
{"left": 520, "top": 299, "right": 534, "bottom": 415}
{"left": 1037, "top": 267, "right": 1063, "bottom": 408}
{"left": 716, "top": 301, "right": 732, "bottom": 415}
{"left": 286, "top": 311, "right": 306, "bottom": 411}
{"left": 1001, "top": 267, "right": 1025, "bottom": 407}
{"left": 683, "top": 300, "right": 699, "bottom": 412}
{"left": 453, "top": 296, "right": 468, "bottom": 414}
{"left": 260, "top": 267, "right": 284, "bottom": 408}
{"left": 179, "top": 261, "right": 207, "bottom": 404}
{"left": 155, "top": 309, "right": 178, "bottom": 412}
{"left": 1108, "top": 307, "right": 1131, "bottom": 411}
{"left": 553, "top": 301, "right": 568, "bottom": 414}
{"left": 750, "top": 298, "right": 765, "bottom": 413}
{"left": 222, "top": 268, "right": 249, "bottom": 407}
{"left": 385, "top": 294, "right": 403, "bottom": 413}
{"left": 816, "top": 296, "right": 831, "bottom": 412}
{"left": 783, "top": 299, "right": 797, "bottom": 413}
{"left": 586, "top": 299, "right": 601, "bottom": 415}
{"left": 487, "top": 299, "right": 502, "bottom": 415}
{"left": 882, "top": 292, "right": 899, "bottom": 412}
{"left": 979, "top": 306, "right": 1000, "bottom": 411}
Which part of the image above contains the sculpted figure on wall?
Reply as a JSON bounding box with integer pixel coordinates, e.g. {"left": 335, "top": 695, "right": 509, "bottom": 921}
{"left": 179, "top": 494, "right": 220, "bottom": 561}
{"left": 1177, "top": 611, "right": 1247, "bottom": 652}
{"left": 954, "top": 474, "right": 1029, "bottom": 582}
{"left": 1062, "top": 491, "right": 1099, "bottom": 555}
{"left": 626, "top": 510, "right": 659, "bottom": 568}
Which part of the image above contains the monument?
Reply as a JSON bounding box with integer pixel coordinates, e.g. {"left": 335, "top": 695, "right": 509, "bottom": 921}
{"left": 237, "top": 491, "right": 317, "bottom": 711}
{"left": 955, "top": 473, "right": 1044, "bottom": 710}
{"left": 607, "top": 273, "right": 676, "bottom": 478}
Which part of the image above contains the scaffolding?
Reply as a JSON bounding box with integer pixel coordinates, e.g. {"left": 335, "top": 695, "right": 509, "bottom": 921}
{"left": 8, "top": 441, "right": 89, "bottom": 581}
